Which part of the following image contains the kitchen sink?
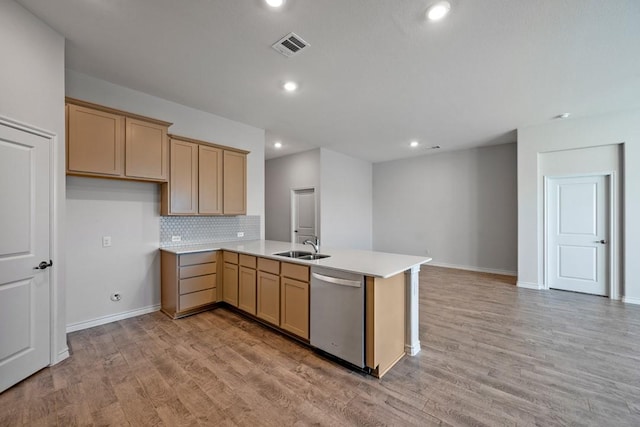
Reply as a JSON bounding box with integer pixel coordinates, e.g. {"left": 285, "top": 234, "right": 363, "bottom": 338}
{"left": 273, "top": 251, "right": 330, "bottom": 260}
{"left": 298, "top": 254, "right": 330, "bottom": 260}
{"left": 273, "top": 250, "right": 313, "bottom": 258}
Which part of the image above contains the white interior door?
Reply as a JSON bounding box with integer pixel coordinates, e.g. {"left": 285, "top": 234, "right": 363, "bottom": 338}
{"left": 292, "top": 188, "right": 316, "bottom": 244}
{"left": 0, "top": 122, "right": 51, "bottom": 393}
{"left": 547, "top": 175, "right": 608, "bottom": 295}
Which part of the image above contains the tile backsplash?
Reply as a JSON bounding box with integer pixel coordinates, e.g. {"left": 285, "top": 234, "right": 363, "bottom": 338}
{"left": 160, "top": 215, "right": 260, "bottom": 247}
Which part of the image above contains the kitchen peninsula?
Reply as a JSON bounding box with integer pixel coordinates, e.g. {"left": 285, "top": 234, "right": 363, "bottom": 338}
{"left": 161, "top": 240, "right": 430, "bottom": 378}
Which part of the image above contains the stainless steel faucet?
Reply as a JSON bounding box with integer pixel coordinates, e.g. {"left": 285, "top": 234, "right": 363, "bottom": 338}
{"left": 303, "top": 236, "right": 320, "bottom": 254}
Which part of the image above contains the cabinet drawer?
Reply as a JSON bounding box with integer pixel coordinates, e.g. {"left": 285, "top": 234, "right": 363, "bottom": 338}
{"left": 179, "top": 288, "right": 217, "bottom": 311}
{"left": 223, "top": 251, "right": 238, "bottom": 264}
{"left": 281, "top": 262, "right": 309, "bottom": 282}
{"left": 180, "top": 262, "right": 216, "bottom": 279}
{"left": 239, "top": 254, "right": 256, "bottom": 269}
{"left": 258, "top": 257, "right": 280, "bottom": 275}
{"left": 180, "top": 274, "right": 216, "bottom": 295}
{"left": 180, "top": 251, "right": 216, "bottom": 266}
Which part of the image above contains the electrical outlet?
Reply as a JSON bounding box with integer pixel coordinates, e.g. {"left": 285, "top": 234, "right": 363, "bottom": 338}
{"left": 102, "top": 236, "right": 112, "bottom": 247}
{"left": 110, "top": 293, "right": 121, "bottom": 302}
{"left": 172, "top": 235, "right": 181, "bottom": 242}
{"left": 237, "top": 232, "right": 245, "bottom": 238}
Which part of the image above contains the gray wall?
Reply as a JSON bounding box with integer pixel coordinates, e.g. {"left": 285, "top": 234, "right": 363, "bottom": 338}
{"left": 518, "top": 109, "right": 640, "bottom": 303}
{"left": 320, "top": 148, "right": 373, "bottom": 250}
{"left": 0, "top": 0, "right": 67, "bottom": 362}
{"left": 265, "top": 149, "right": 320, "bottom": 242}
{"left": 373, "top": 143, "right": 517, "bottom": 274}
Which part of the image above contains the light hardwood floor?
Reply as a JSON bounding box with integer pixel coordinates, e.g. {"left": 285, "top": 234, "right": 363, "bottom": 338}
{"left": 1, "top": 266, "right": 639, "bottom": 426}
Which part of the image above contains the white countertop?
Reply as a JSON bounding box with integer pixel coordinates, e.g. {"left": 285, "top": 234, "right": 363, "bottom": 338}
{"left": 160, "top": 240, "right": 431, "bottom": 278}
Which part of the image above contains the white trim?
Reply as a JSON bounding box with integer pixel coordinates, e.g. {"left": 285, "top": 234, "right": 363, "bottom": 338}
{"left": 517, "top": 281, "right": 544, "bottom": 290}
{"left": 622, "top": 296, "right": 640, "bottom": 305}
{"left": 55, "top": 348, "right": 70, "bottom": 364}
{"left": 428, "top": 261, "right": 517, "bottom": 277}
{"left": 66, "top": 304, "right": 161, "bottom": 333}
{"left": 405, "top": 343, "right": 421, "bottom": 356}
{"left": 0, "top": 115, "right": 61, "bottom": 367}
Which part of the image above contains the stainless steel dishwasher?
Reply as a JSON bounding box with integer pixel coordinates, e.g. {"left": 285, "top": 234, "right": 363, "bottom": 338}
{"left": 310, "top": 266, "right": 365, "bottom": 368}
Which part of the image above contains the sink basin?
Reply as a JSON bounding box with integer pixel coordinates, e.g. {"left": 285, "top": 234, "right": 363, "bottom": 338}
{"left": 298, "top": 254, "right": 330, "bottom": 260}
{"left": 273, "top": 250, "right": 313, "bottom": 258}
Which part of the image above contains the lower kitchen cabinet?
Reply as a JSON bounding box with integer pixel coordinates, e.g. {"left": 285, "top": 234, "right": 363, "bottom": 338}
{"left": 161, "top": 250, "right": 218, "bottom": 319}
{"left": 280, "top": 277, "right": 309, "bottom": 339}
{"left": 365, "top": 273, "right": 406, "bottom": 378}
{"left": 222, "top": 251, "right": 239, "bottom": 306}
{"left": 238, "top": 254, "right": 257, "bottom": 315}
{"left": 257, "top": 270, "right": 280, "bottom": 325}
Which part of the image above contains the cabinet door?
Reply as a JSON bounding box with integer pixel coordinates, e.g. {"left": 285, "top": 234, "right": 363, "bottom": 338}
{"left": 169, "top": 139, "right": 198, "bottom": 214}
{"left": 125, "top": 118, "right": 168, "bottom": 181}
{"left": 257, "top": 271, "right": 280, "bottom": 325}
{"left": 238, "top": 266, "right": 257, "bottom": 315}
{"left": 223, "top": 151, "right": 247, "bottom": 215}
{"left": 223, "top": 262, "right": 239, "bottom": 306}
{"left": 199, "top": 145, "right": 223, "bottom": 214}
{"left": 280, "top": 277, "right": 309, "bottom": 339}
{"left": 67, "top": 104, "right": 124, "bottom": 176}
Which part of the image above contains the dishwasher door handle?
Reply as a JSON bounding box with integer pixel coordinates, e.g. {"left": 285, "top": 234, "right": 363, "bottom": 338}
{"left": 312, "top": 272, "right": 362, "bottom": 288}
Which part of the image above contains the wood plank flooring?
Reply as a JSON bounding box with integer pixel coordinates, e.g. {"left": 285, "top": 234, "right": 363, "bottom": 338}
{"left": 2, "top": 266, "right": 640, "bottom": 426}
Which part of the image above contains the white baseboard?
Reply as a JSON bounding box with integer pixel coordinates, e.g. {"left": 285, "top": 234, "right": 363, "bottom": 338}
{"left": 53, "top": 348, "right": 70, "bottom": 365}
{"left": 405, "top": 343, "right": 421, "bottom": 356}
{"left": 622, "top": 296, "right": 640, "bottom": 305}
{"left": 427, "top": 261, "right": 517, "bottom": 277}
{"left": 66, "top": 304, "right": 161, "bottom": 333}
{"left": 516, "top": 281, "right": 544, "bottom": 290}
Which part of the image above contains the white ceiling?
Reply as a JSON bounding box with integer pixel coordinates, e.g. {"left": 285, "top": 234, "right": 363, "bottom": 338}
{"left": 17, "top": 0, "right": 640, "bottom": 162}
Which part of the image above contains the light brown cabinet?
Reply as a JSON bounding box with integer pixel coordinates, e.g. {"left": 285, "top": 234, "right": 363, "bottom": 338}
{"left": 66, "top": 98, "right": 170, "bottom": 182}
{"left": 280, "top": 277, "right": 309, "bottom": 339}
{"left": 222, "top": 251, "right": 239, "bottom": 306}
{"left": 280, "top": 262, "right": 310, "bottom": 340}
{"left": 223, "top": 150, "right": 247, "bottom": 215}
{"left": 256, "top": 257, "right": 280, "bottom": 325}
{"left": 161, "top": 135, "right": 248, "bottom": 216}
{"left": 365, "top": 273, "right": 406, "bottom": 378}
{"left": 238, "top": 255, "right": 257, "bottom": 315}
{"left": 199, "top": 145, "right": 223, "bottom": 214}
{"left": 161, "top": 250, "right": 218, "bottom": 319}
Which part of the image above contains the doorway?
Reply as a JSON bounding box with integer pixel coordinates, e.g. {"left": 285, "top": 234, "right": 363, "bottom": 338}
{"left": 0, "top": 120, "right": 52, "bottom": 392}
{"left": 545, "top": 174, "right": 612, "bottom": 296}
{"left": 291, "top": 188, "right": 316, "bottom": 244}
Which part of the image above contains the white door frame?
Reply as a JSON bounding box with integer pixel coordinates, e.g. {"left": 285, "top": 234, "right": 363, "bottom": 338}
{"left": 290, "top": 187, "right": 318, "bottom": 244}
{"left": 0, "top": 115, "right": 60, "bottom": 365}
{"left": 543, "top": 171, "right": 619, "bottom": 299}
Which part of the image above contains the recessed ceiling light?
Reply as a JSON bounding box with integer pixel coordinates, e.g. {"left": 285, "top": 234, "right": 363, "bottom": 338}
{"left": 274, "top": 141, "right": 282, "bottom": 148}
{"left": 283, "top": 81, "right": 298, "bottom": 92}
{"left": 427, "top": 1, "right": 451, "bottom": 21}
{"left": 410, "top": 141, "right": 419, "bottom": 148}
{"left": 265, "top": 0, "right": 285, "bottom": 8}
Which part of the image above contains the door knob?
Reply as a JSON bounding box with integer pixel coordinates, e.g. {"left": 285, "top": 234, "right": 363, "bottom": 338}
{"left": 34, "top": 260, "right": 53, "bottom": 270}
{"left": 595, "top": 240, "right": 607, "bottom": 244}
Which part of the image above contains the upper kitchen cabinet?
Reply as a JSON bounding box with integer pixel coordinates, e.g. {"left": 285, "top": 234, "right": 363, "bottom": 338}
{"left": 66, "top": 98, "right": 171, "bottom": 182}
{"left": 223, "top": 150, "right": 247, "bottom": 215}
{"left": 161, "top": 134, "right": 248, "bottom": 216}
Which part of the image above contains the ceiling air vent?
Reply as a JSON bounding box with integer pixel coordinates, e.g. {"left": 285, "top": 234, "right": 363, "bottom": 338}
{"left": 272, "top": 32, "right": 310, "bottom": 57}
